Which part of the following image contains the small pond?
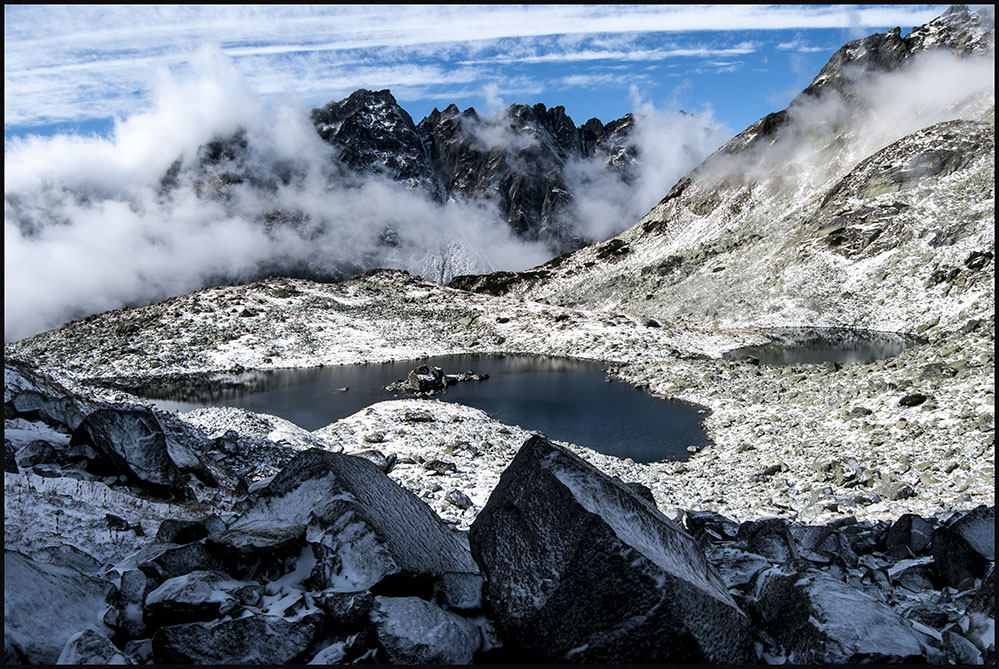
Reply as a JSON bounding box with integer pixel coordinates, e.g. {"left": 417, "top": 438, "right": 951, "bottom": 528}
{"left": 138, "top": 354, "right": 711, "bottom": 463}
{"left": 722, "top": 327, "right": 924, "bottom": 366}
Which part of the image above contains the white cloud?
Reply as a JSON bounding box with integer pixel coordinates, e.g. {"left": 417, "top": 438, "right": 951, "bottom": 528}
{"left": 5, "top": 5, "right": 948, "bottom": 127}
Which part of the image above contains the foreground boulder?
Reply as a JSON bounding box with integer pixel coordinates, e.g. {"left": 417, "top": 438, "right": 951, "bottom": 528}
{"left": 56, "top": 629, "right": 132, "bottom": 665}
{"left": 69, "top": 408, "right": 187, "bottom": 494}
{"left": 3, "top": 550, "right": 115, "bottom": 664}
{"left": 929, "top": 505, "right": 995, "bottom": 588}
{"left": 747, "top": 565, "right": 927, "bottom": 663}
{"left": 231, "top": 448, "right": 482, "bottom": 608}
{"left": 371, "top": 596, "right": 479, "bottom": 664}
{"left": 468, "top": 436, "right": 755, "bottom": 663}
{"left": 151, "top": 613, "right": 321, "bottom": 664}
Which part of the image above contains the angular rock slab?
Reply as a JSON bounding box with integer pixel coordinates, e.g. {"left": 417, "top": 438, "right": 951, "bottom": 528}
{"left": 151, "top": 613, "right": 321, "bottom": 664}
{"left": 748, "top": 565, "right": 926, "bottom": 663}
{"left": 69, "top": 408, "right": 186, "bottom": 494}
{"left": 371, "top": 596, "right": 479, "bottom": 664}
{"left": 930, "top": 505, "right": 995, "bottom": 588}
{"left": 468, "top": 436, "right": 755, "bottom": 663}
{"left": 3, "top": 550, "right": 114, "bottom": 664}
{"left": 236, "top": 448, "right": 480, "bottom": 606}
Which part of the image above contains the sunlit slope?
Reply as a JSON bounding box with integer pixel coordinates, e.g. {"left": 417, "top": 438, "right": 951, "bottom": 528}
{"left": 458, "top": 7, "right": 995, "bottom": 333}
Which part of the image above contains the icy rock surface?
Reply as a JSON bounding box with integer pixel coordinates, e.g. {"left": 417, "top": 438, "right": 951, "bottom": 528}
{"left": 371, "top": 596, "right": 479, "bottom": 665}
{"left": 3, "top": 550, "right": 114, "bottom": 664}
{"left": 235, "top": 448, "right": 481, "bottom": 602}
{"left": 70, "top": 408, "right": 188, "bottom": 494}
{"left": 150, "top": 613, "right": 322, "bottom": 664}
{"left": 747, "top": 565, "right": 927, "bottom": 663}
{"left": 57, "top": 629, "right": 133, "bottom": 665}
{"left": 469, "top": 435, "right": 755, "bottom": 663}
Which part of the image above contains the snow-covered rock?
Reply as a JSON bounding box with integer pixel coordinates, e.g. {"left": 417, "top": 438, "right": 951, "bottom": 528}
{"left": 3, "top": 550, "right": 115, "bottom": 664}
{"left": 748, "top": 564, "right": 927, "bottom": 663}
{"left": 371, "top": 596, "right": 479, "bottom": 664}
{"left": 69, "top": 408, "right": 188, "bottom": 495}
{"left": 56, "top": 629, "right": 132, "bottom": 665}
{"left": 469, "top": 435, "right": 755, "bottom": 663}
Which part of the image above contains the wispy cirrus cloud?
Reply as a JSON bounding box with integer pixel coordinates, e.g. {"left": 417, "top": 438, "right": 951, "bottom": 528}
{"left": 5, "top": 4, "right": 948, "bottom": 129}
{"left": 777, "top": 37, "right": 836, "bottom": 52}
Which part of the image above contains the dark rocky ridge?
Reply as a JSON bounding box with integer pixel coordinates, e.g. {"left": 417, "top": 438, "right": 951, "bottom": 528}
{"left": 171, "top": 89, "right": 638, "bottom": 265}
{"left": 311, "top": 90, "right": 636, "bottom": 252}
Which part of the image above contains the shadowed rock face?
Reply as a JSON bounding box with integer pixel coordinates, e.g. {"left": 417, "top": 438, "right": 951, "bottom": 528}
{"left": 468, "top": 435, "right": 755, "bottom": 664}
{"left": 747, "top": 565, "right": 928, "bottom": 664}
{"left": 69, "top": 408, "right": 187, "bottom": 494}
{"left": 312, "top": 89, "right": 635, "bottom": 253}
{"left": 234, "top": 448, "right": 481, "bottom": 607}
{"left": 930, "top": 504, "right": 996, "bottom": 588}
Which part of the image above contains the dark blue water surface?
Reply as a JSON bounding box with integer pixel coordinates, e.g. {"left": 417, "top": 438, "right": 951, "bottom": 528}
{"left": 145, "top": 354, "right": 710, "bottom": 463}
{"left": 722, "top": 328, "right": 923, "bottom": 366}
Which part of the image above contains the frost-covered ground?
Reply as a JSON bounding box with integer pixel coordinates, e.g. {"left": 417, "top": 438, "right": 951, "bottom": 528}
{"left": 6, "top": 268, "right": 994, "bottom": 529}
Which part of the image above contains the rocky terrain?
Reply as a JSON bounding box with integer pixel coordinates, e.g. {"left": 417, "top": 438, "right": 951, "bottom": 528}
{"left": 451, "top": 6, "right": 995, "bottom": 335}
{"left": 4, "top": 5, "right": 995, "bottom": 665}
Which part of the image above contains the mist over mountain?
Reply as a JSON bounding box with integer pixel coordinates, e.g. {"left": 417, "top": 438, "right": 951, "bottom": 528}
{"left": 454, "top": 5, "right": 995, "bottom": 335}
{"left": 3, "top": 59, "right": 726, "bottom": 342}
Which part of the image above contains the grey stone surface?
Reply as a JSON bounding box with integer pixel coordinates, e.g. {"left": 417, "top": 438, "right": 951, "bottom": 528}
{"left": 469, "top": 435, "right": 755, "bottom": 663}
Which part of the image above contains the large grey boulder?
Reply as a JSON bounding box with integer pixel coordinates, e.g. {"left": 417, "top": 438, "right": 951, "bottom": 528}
{"left": 57, "top": 629, "right": 132, "bottom": 664}
{"left": 929, "top": 505, "right": 995, "bottom": 588}
{"left": 371, "top": 596, "right": 479, "bottom": 664}
{"left": 7, "top": 388, "right": 86, "bottom": 433}
{"left": 3, "top": 550, "right": 114, "bottom": 664}
{"left": 747, "top": 565, "right": 927, "bottom": 663}
{"left": 233, "top": 448, "right": 481, "bottom": 608}
{"left": 151, "top": 613, "right": 321, "bottom": 664}
{"left": 69, "top": 408, "right": 187, "bottom": 494}
{"left": 143, "top": 569, "right": 243, "bottom": 627}
{"left": 468, "top": 435, "right": 755, "bottom": 663}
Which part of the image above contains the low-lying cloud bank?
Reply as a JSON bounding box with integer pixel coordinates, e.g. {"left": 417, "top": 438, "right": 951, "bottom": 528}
{"left": 4, "top": 47, "right": 728, "bottom": 342}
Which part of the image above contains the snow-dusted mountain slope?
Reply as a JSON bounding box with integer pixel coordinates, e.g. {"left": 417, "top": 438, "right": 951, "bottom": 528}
{"left": 452, "top": 6, "right": 995, "bottom": 335}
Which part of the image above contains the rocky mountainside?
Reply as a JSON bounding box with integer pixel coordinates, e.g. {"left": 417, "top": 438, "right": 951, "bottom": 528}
{"left": 451, "top": 5, "right": 995, "bottom": 336}
{"left": 312, "top": 90, "right": 636, "bottom": 251}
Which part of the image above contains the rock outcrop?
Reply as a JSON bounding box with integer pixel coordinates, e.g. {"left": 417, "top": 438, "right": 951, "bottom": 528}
{"left": 469, "top": 435, "right": 756, "bottom": 663}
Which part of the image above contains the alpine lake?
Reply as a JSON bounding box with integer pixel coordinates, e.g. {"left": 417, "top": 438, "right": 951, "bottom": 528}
{"left": 127, "top": 328, "right": 922, "bottom": 464}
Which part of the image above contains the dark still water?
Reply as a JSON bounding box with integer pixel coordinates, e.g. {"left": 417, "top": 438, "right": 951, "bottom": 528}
{"left": 723, "top": 327, "right": 924, "bottom": 366}
{"left": 141, "top": 354, "right": 709, "bottom": 463}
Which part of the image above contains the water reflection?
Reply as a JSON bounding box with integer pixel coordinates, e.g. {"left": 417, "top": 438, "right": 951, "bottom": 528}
{"left": 723, "top": 327, "right": 923, "bottom": 366}
{"left": 134, "top": 354, "right": 710, "bottom": 463}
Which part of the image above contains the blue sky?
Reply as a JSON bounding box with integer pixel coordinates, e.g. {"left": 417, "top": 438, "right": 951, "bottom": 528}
{"left": 4, "top": 4, "right": 950, "bottom": 142}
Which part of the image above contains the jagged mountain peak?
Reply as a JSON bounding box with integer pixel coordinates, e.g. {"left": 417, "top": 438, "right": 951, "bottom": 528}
{"left": 451, "top": 6, "right": 994, "bottom": 338}
{"left": 800, "top": 4, "right": 993, "bottom": 102}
